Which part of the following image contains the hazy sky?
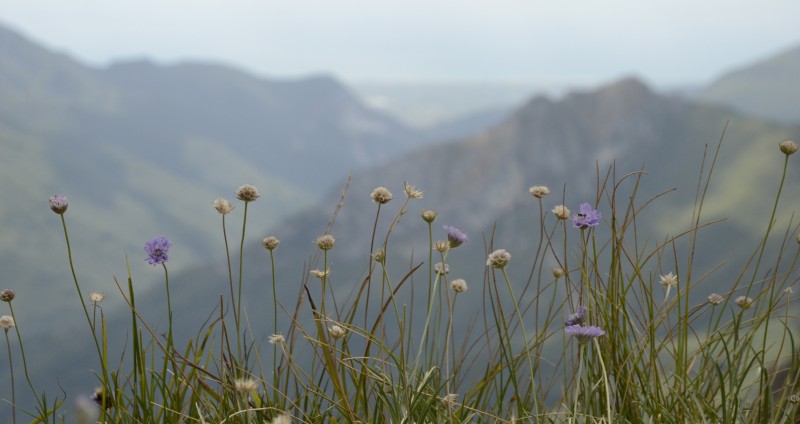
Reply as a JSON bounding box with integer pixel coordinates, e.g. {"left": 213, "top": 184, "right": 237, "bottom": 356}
{"left": 1, "top": 1, "right": 799, "bottom": 86}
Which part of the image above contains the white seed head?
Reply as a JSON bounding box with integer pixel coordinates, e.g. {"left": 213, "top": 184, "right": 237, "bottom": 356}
{"left": 262, "top": 236, "right": 280, "bottom": 251}
{"left": 0, "top": 315, "right": 14, "bottom": 330}
{"left": 780, "top": 140, "right": 798, "bottom": 155}
{"left": 269, "top": 334, "right": 285, "bottom": 344}
{"left": 434, "top": 262, "right": 450, "bottom": 275}
{"left": 234, "top": 378, "right": 259, "bottom": 393}
{"left": 551, "top": 205, "right": 571, "bottom": 220}
{"left": 212, "top": 198, "right": 235, "bottom": 215}
{"left": 314, "top": 234, "right": 336, "bottom": 250}
{"left": 659, "top": 272, "right": 678, "bottom": 288}
{"left": 89, "top": 291, "right": 106, "bottom": 303}
{"left": 370, "top": 186, "right": 393, "bottom": 204}
{"left": 735, "top": 295, "right": 754, "bottom": 309}
{"left": 529, "top": 185, "right": 551, "bottom": 198}
{"left": 451, "top": 278, "right": 468, "bottom": 293}
{"left": 487, "top": 249, "right": 511, "bottom": 268}
{"left": 329, "top": 324, "right": 346, "bottom": 339}
{"left": 707, "top": 293, "right": 724, "bottom": 305}
{"left": 310, "top": 269, "right": 330, "bottom": 279}
{"left": 421, "top": 209, "right": 438, "bottom": 223}
{"left": 552, "top": 267, "right": 565, "bottom": 279}
{"left": 404, "top": 182, "right": 423, "bottom": 199}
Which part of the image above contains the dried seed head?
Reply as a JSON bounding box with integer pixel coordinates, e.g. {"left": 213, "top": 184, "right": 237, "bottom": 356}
{"left": 735, "top": 295, "right": 754, "bottom": 309}
{"left": 551, "top": 205, "right": 570, "bottom": 220}
{"left": 486, "top": 249, "right": 511, "bottom": 269}
{"left": 0, "top": 289, "right": 15, "bottom": 302}
{"left": 262, "top": 236, "right": 280, "bottom": 251}
{"left": 451, "top": 278, "right": 468, "bottom": 293}
{"left": 235, "top": 184, "right": 260, "bottom": 202}
{"left": 421, "top": 209, "right": 438, "bottom": 223}
{"left": 707, "top": 293, "right": 724, "bottom": 305}
{"left": 551, "top": 267, "right": 565, "bottom": 279}
{"left": 528, "top": 185, "right": 550, "bottom": 198}
{"left": 403, "top": 182, "right": 423, "bottom": 199}
{"left": 314, "top": 234, "right": 336, "bottom": 250}
{"left": 212, "top": 198, "right": 235, "bottom": 215}
{"left": 780, "top": 140, "right": 798, "bottom": 155}
{"left": 370, "top": 186, "right": 393, "bottom": 204}
{"left": 329, "top": 324, "right": 346, "bottom": 339}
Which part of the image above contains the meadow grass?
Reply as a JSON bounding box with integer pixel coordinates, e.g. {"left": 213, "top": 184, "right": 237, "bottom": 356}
{"left": 3, "top": 137, "right": 800, "bottom": 423}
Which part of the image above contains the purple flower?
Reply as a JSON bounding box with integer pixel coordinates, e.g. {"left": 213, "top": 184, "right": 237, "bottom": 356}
{"left": 145, "top": 236, "right": 172, "bottom": 265}
{"left": 572, "top": 203, "right": 601, "bottom": 229}
{"left": 565, "top": 305, "right": 587, "bottom": 326}
{"left": 565, "top": 325, "right": 605, "bottom": 343}
{"left": 443, "top": 225, "right": 469, "bottom": 248}
{"left": 49, "top": 194, "right": 69, "bottom": 214}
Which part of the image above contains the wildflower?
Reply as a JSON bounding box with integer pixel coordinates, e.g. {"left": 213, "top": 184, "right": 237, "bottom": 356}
{"left": 269, "top": 334, "right": 285, "bottom": 344}
{"left": 0, "top": 289, "right": 14, "bottom": 302}
{"left": 790, "top": 393, "right": 800, "bottom": 404}
{"left": 551, "top": 205, "right": 571, "bottom": 220}
{"left": 565, "top": 306, "right": 587, "bottom": 326}
{"left": 372, "top": 249, "right": 385, "bottom": 263}
{"left": 785, "top": 286, "right": 794, "bottom": 295}
{"left": 0, "top": 315, "right": 14, "bottom": 330}
{"left": 144, "top": 236, "right": 172, "bottom": 265}
{"left": 486, "top": 249, "right": 511, "bottom": 269}
{"left": 552, "top": 267, "right": 565, "bottom": 279}
{"left": 707, "top": 293, "right": 724, "bottom": 305}
{"left": 572, "top": 203, "right": 601, "bottom": 229}
{"left": 235, "top": 184, "right": 260, "bottom": 202}
{"left": 370, "top": 186, "right": 393, "bottom": 204}
{"left": 451, "top": 278, "right": 468, "bottom": 293}
{"left": 404, "top": 182, "right": 423, "bottom": 199}
{"left": 434, "top": 262, "right": 450, "bottom": 275}
{"left": 444, "top": 225, "right": 468, "bottom": 248}
{"left": 88, "top": 291, "right": 106, "bottom": 303}
{"left": 234, "top": 378, "right": 259, "bottom": 393}
{"left": 529, "top": 185, "right": 550, "bottom": 198}
{"left": 735, "top": 295, "right": 754, "bottom": 309}
{"left": 314, "top": 234, "right": 336, "bottom": 250}
{"left": 270, "top": 412, "right": 293, "bottom": 424}
{"left": 659, "top": 272, "right": 678, "bottom": 288}
{"left": 310, "top": 269, "right": 330, "bottom": 279}
{"left": 262, "top": 236, "right": 280, "bottom": 251}
{"left": 329, "top": 324, "right": 346, "bottom": 339}
{"left": 440, "top": 393, "right": 459, "bottom": 411}
{"left": 779, "top": 140, "right": 798, "bottom": 156}
{"left": 565, "top": 324, "right": 605, "bottom": 343}
{"left": 434, "top": 240, "right": 450, "bottom": 253}
{"left": 212, "top": 197, "right": 234, "bottom": 215}
{"left": 49, "top": 194, "right": 69, "bottom": 214}
{"left": 421, "top": 209, "right": 438, "bottom": 223}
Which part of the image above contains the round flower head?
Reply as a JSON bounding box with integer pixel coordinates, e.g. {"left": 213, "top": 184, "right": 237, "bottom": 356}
{"left": 421, "top": 209, "right": 438, "bottom": 223}
{"left": 0, "top": 315, "right": 14, "bottom": 330}
{"left": 780, "top": 140, "right": 798, "bottom": 156}
{"left": 269, "top": 334, "right": 285, "bottom": 344}
{"left": 235, "top": 184, "right": 260, "bottom": 202}
{"left": 552, "top": 267, "right": 566, "bottom": 279}
{"left": 234, "top": 378, "right": 259, "bottom": 393}
{"left": 89, "top": 291, "right": 106, "bottom": 303}
{"left": 434, "top": 240, "right": 450, "bottom": 253}
{"left": 572, "top": 203, "right": 601, "bottom": 229}
{"left": 329, "top": 324, "right": 346, "bottom": 339}
{"left": 443, "top": 225, "right": 468, "bottom": 248}
{"left": 262, "top": 236, "right": 280, "bottom": 251}
{"left": 370, "top": 186, "right": 393, "bottom": 204}
{"left": 551, "top": 205, "right": 571, "bottom": 220}
{"left": 707, "top": 293, "right": 724, "bottom": 305}
{"left": 791, "top": 394, "right": 800, "bottom": 404}
{"left": 271, "top": 412, "right": 292, "bottom": 424}
{"left": 434, "top": 262, "right": 450, "bottom": 275}
{"left": 372, "top": 249, "right": 385, "bottom": 263}
{"left": 529, "top": 185, "right": 550, "bottom": 199}
{"left": 212, "top": 198, "right": 235, "bottom": 215}
{"left": 565, "top": 305, "right": 587, "bottom": 327}
{"left": 145, "top": 236, "right": 172, "bottom": 265}
{"left": 659, "top": 272, "right": 678, "bottom": 288}
{"left": 450, "top": 278, "right": 468, "bottom": 293}
{"left": 0, "top": 289, "right": 15, "bottom": 302}
{"left": 403, "top": 182, "right": 423, "bottom": 199}
{"left": 314, "top": 234, "right": 336, "bottom": 250}
{"left": 565, "top": 324, "right": 605, "bottom": 343}
{"left": 49, "top": 194, "right": 69, "bottom": 214}
{"left": 486, "top": 249, "right": 511, "bottom": 269}
{"left": 735, "top": 295, "right": 754, "bottom": 309}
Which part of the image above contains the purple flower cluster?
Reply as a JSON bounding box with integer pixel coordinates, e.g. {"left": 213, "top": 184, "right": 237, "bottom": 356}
{"left": 443, "top": 225, "right": 469, "bottom": 248}
{"left": 145, "top": 236, "right": 172, "bottom": 265}
{"left": 49, "top": 194, "right": 69, "bottom": 214}
{"left": 565, "top": 305, "right": 587, "bottom": 326}
{"left": 572, "top": 203, "right": 601, "bottom": 229}
{"left": 565, "top": 325, "right": 605, "bottom": 343}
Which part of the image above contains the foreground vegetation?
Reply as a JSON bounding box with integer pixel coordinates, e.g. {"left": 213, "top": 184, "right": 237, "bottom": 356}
{"left": 2, "top": 137, "right": 800, "bottom": 423}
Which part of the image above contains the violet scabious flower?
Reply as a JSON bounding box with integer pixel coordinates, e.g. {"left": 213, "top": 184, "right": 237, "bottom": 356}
{"left": 145, "top": 236, "right": 172, "bottom": 265}
{"left": 565, "top": 305, "right": 587, "bottom": 326}
{"left": 565, "top": 324, "right": 605, "bottom": 343}
{"left": 443, "top": 225, "right": 468, "bottom": 248}
{"left": 572, "top": 203, "right": 601, "bottom": 229}
{"left": 49, "top": 194, "right": 69, "bottom": 214}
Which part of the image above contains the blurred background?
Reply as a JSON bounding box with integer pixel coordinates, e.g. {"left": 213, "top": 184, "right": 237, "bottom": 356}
{"left": 1, "top": 0, "right": 800, "bottom": 417}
